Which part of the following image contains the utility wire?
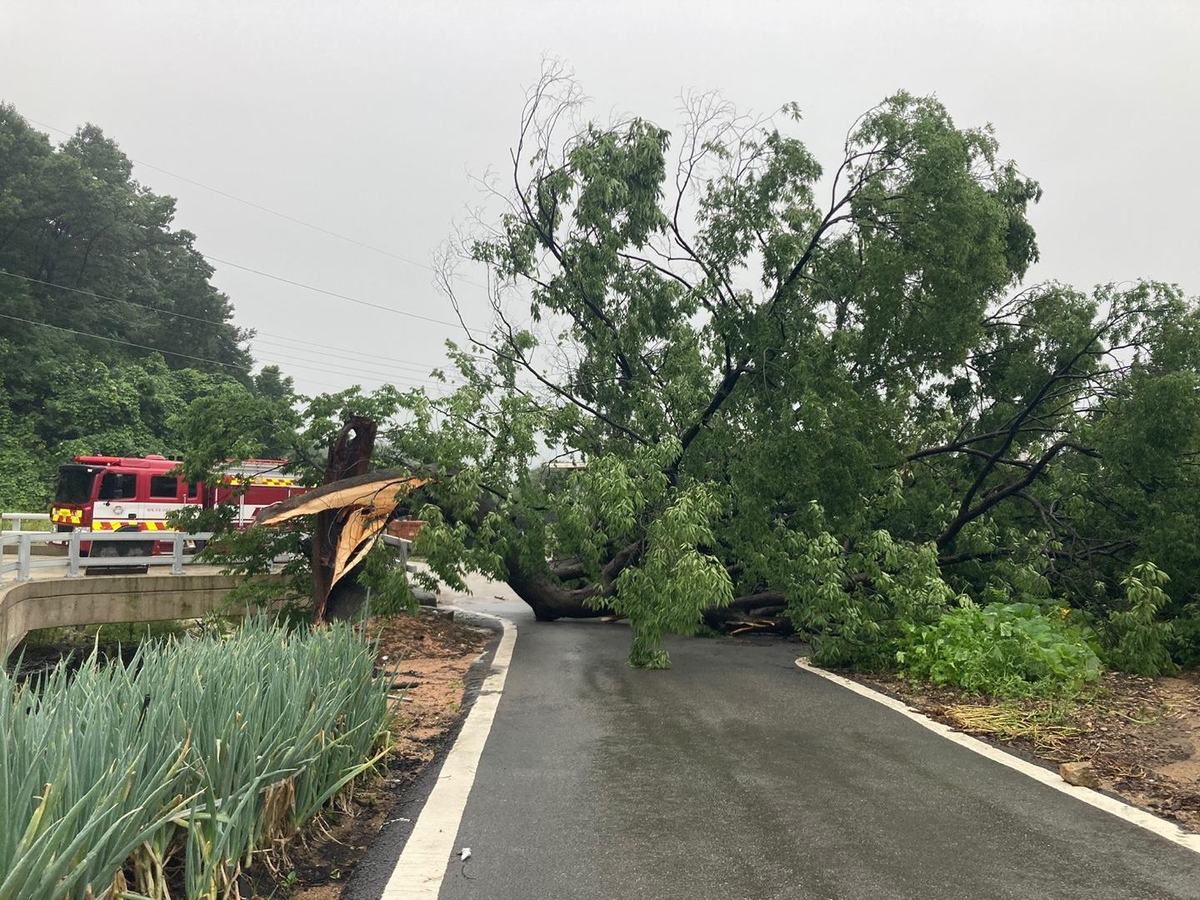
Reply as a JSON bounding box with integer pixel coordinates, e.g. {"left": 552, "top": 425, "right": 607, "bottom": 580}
{"left": 203, "top": 255, "right": 466, "bottom": 328}
{"left": 0, "top": 310, "right": 454, "bottom": 391}
{"left": 0, "top": 271, "right": 472, "bottom": 376}
{"left": 251, "top": 351, "right": 452, "bottom": 388}
{"left": 0, "top": 311, "right": 249, "bottom": 372}
{"left": 0, "top": 266, "right": 460, "bottom": 381}
{"left": 249, "top": 335, "right": 450, "bottom": 378}
{"left": 20, "top": 117, "right": 495, "bottom": 362}
{"left": 244, "top": 341, "right": 456, "bottom": 386}
{"left": 26, "top": 116, "right": 490, "bottom": 289}
{"left": 251, "top": 332, "right": 483, "bottom": 371}
{"left": 133, "top": 161, "right": 441, "bottom": 275}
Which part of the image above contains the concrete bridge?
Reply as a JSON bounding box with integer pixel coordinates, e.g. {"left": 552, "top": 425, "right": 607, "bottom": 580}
{"left": 1, "top": 516, "right": 277, "bottom": 659}
{"left": 1, "top": 515, "right": 412, "bottom": 659}
{"left": 1, "top": 570, "right": 260, "bottom": 659}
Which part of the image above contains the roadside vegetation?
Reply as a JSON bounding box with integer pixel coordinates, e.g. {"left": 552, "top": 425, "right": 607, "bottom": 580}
{"left": 0, "top": 103, "right": 297, "bottom": 511}
{"left": 0, "top": 619, "right": 391, "bottom": 900}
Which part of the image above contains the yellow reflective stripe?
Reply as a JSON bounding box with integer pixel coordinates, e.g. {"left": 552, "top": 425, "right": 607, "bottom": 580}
{"left": 91, "top": 521, "right": 167, "bottom": 531}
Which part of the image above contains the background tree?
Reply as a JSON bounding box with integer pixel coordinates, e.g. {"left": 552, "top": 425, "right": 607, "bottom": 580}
{"left": 0, "top": 106, "right": 281, "bottom": 508}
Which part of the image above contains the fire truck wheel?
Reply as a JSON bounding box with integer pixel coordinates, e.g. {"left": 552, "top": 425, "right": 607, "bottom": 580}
{"left": 92, "top": 539, "right": 121, "bottom": 558}
{"left": 117, "top": 525, "right": 154, "bottom": 560}
{"left": 92, "top": 525, "right": 153, "bottom": 571}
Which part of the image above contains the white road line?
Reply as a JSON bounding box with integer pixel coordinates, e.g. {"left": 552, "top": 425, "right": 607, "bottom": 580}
{"left": 795, "top": 657, "right": 1200, "bottom": 854}
{"left": 381, "top": 611, "right": 517, "bottom": 898}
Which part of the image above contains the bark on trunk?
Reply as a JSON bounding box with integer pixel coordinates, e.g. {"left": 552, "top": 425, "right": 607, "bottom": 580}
{"left": 313, "top": 416, "right": 378, "bottom": 622}
{"left": 504, "top": 563, "right": 610, "bottom": 621}
{"left": 498, "top": 534, "right": 650, "bottom": 621}
{"left": 702, "top": 591, "right": 792, "bottom": 632}
{"left": 501, "top": 545, "right": 794, "bottom": 633}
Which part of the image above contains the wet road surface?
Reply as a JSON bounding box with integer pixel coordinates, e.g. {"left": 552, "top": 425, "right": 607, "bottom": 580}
{"left": 357, "top": 586, "right": 1200, "bottom": 900}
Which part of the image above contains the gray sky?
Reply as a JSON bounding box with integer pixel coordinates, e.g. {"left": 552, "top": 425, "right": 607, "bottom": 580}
{"left": 2, "top": 0, "right": 1197, "bottom": 399}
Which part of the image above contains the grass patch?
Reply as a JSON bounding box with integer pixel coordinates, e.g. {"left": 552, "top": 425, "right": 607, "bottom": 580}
{"left": 944, "top": 701, "right": 1084, "bottom": 752}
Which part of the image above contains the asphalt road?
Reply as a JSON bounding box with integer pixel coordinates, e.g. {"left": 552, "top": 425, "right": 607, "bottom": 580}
{"left": 367, "top": 588, "right": 1200, "bottom": 899}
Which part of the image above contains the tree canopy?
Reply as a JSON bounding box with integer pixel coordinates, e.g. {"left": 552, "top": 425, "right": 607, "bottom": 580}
{"left": 341, "top": 69, "right": 1200, "bottom": 672}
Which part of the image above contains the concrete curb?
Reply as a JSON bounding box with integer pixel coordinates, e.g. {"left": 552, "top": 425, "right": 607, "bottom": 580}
{"left": 379, "top": 609, "right": 516, "bottom": 898}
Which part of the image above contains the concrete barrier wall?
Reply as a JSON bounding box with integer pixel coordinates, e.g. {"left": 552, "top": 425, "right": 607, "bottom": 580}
{"left": 1, "top": 574, "right": 282, "bottom": 659}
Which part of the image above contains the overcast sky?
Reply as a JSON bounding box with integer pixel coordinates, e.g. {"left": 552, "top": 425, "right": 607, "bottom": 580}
{"left": 2, "top": 1, "right": 1197, "bottom": 399}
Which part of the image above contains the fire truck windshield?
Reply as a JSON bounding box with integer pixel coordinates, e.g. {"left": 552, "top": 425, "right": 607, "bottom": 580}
{"left": 55, "top": 466, "right": 97, "bottom": 504}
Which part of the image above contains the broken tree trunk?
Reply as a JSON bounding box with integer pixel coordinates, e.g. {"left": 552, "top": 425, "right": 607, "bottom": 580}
{"left": 312, "top": 416, "right": 377, "bottom": 622}
{"left": 258, "top": 465, "right": 428, "bottom": 622}
{"left": 263, "top": 459, "right": 795, "bottom": 633}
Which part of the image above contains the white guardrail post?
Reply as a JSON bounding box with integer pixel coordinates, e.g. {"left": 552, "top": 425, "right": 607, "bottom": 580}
{"left": 17, "top": 533, "right": 32, "bottom": 582}
{"left": 381, "top": 534, "right": 411, "bottom": 571}
{"left": 67, "top": 530, "right": 83, "bottom": 578}
{"left": 171, "top": 533, "right": 186, "bottom": 575}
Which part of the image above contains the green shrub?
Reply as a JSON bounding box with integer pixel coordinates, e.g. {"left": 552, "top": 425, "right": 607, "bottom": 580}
{"left": 357, "top": 539, "right": 419, "bottom": 617}
{"left": 897, "top": 601, "right": 1103, "bottom": 697}
{"left": 1168, "top": 603, "right": 1200, "bottom": 669}
{"left": 786, "top": 531, "right": 951, "bottom": 670}
{"left": 1106, "top": 563, "right": 1178, "bottom": 676}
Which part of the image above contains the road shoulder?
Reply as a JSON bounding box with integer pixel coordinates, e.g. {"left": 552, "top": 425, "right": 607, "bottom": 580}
{"left": 797, "top": 656, "right": 1200, "bottom": 854}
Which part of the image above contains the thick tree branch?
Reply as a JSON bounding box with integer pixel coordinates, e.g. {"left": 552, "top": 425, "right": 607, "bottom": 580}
{"left": 936, "top": 439, "right": 1098, "bottom": 551}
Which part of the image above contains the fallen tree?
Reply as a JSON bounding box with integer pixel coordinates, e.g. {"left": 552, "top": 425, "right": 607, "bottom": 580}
{"left": 382, "top": 67, "right": 1199, "bottom": 668}
{"left": 194, "top": 66, "right": 1200, "bottom": 671}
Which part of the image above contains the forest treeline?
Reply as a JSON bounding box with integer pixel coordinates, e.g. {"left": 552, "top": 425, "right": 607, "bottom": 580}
{"left": 0, "top": 106, "right": 296, "bottom": 509}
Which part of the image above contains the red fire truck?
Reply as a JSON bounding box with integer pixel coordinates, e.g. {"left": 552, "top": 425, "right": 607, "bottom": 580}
{"left": 50, "top": 455, "right": 306, "bottom": 552}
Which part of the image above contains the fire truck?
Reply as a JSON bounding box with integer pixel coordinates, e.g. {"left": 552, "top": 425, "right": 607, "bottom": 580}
{"left": 50, "top": 455, "right": 307, "bottom": 554}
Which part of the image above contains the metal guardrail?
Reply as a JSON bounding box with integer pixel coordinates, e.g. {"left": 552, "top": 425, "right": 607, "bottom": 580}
{"left": 2, "top": 514, "right": 411, "bottom": 584}
{"left": 0, "top": 529, "right": 216, "bottom": 583}
{"left": 381, "top": 533, "right": 413, "bottom": 573}
{"left": 0, "top": 512, "right": 51, "bottom": 531}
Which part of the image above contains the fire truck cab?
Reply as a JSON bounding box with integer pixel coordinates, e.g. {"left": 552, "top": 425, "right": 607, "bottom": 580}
{"left": 51, "top": 456, "right": 304, "bottom": 552}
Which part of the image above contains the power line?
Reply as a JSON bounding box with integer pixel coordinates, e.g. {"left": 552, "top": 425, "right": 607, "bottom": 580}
{"left": 249, "top": 336, "right": 449, "bottom": 378}
{"left": 20, "top": 117, "right": 496, "bottom": 349}
{"left": 0, "top": 266, "right": 451, "bottom": 381}
{"left": 249, "top": 350, "right": 452, "bottom": 389}
{"left": 245, "top": 342, "right": 455, "bottom": 386}
{"left": 139, "top": 162, "right": 444, "bottom": 275}
{"left": 0, "top": 311, "right": 249, "bottom": 372}
{"left": 251, "top": 331, "right": 482, "bottom": 370}
{"left": 25, "top": 118, "right": 434, "bottom": 272}
{"left": 204, "top": 255, "right": 466, "bottom": 329}
{"left": 0, "top": 268, "right": 472, "bottom": 378}
{"left": 0, "top": 311, "right": 456, "bottom": 390}
{"left": 26, "top": 116, "right": 490, "bottom": 289}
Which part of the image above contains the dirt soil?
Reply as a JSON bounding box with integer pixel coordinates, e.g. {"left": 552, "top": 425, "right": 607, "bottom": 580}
{"left": 246, "top": 609, "right": 493, "bottom": 900}
{"left": 853, "top": 668, "right": 1200, "bottom": 833}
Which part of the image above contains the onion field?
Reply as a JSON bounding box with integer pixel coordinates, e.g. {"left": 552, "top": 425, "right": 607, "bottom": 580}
{"left": 0, "top": 619, "right": 392, "bottom": 899}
